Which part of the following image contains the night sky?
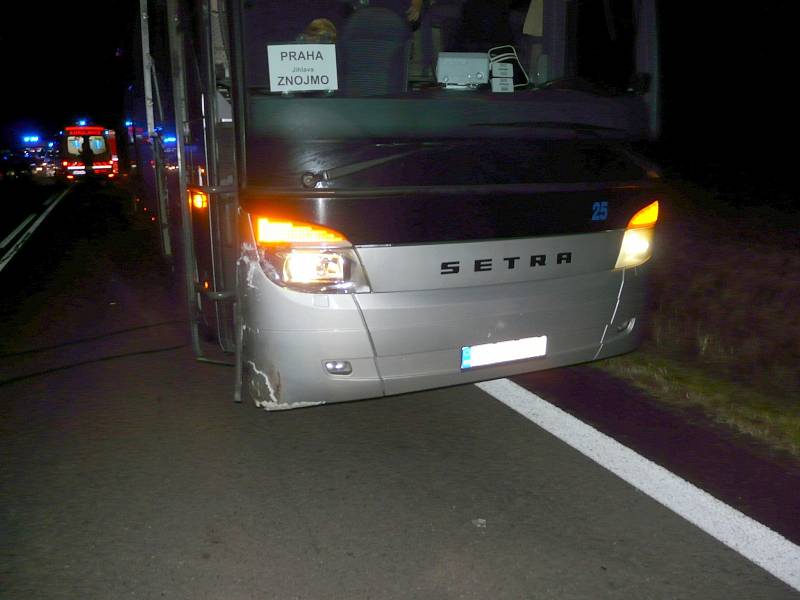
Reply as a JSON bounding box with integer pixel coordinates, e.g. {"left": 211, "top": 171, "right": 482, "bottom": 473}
{"left": 0, "top": 0, "right": 135, "bottom": 143}
{"left": 654, "top": 3, "right": 793, "bottom": 209}
{"left": 0, "top": 1, "right": 794, "bottom": 210}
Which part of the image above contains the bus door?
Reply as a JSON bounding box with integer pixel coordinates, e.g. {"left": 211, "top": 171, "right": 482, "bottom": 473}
{"left": 160, "top": 0, "right": 239, "bottom": 356}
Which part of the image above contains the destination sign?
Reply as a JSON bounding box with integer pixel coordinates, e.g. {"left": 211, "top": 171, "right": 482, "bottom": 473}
{"left": 267, "top": 44, "right": 338, "bottom": 92}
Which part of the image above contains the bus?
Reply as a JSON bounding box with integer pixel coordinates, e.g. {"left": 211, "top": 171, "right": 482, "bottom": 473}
{"left": 136, "top": 0, "right": 662, "bottom": 410}
{"left": 60, "top": 124, "right": 120, "bottom": 180}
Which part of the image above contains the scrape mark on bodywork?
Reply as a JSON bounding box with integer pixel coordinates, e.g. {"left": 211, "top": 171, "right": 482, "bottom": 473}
{"left": 243, "top": 325, "right": 261, "bottom": 336}
{"left": 593, "top": 268, "right": 625, "bottom": 360}
{"left": 248, "top": 360, "right": 280, "bottom": 407}
{"left": 258, "top": 399, "right": 326, "bottom": 411}
{"left": 247, "top": 360, "right": 324, "bottom": 410}
{"left": 238, "top": 247, "right": 260, "bottom": 289}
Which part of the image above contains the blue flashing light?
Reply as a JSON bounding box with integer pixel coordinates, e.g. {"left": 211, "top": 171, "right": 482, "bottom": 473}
{"left": 124, "top": 120, "right": 133, "bottom": 127}
{"left": 48, "top": 142, "right": 54, "bottom": 148}
{"left": 22, "top": 135, "right": 40, "bottom": 143}
{"left": 163, "top": 136, "right": 177, "bottom": 144}
{"left": 77, "top": 119, "right": 87, "bottom": 126}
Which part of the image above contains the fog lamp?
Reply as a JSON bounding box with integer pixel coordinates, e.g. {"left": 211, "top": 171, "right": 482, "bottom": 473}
{"left": 324, "top": 360, "right": 352, "bottom": 375}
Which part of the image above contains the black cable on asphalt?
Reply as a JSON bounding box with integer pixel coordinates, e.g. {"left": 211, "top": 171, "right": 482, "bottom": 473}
{"left": 0, "top": 343, "right": 188, "bottom": 387}
{"left": 0, "top": 319, "right": 190, "bottom": 359}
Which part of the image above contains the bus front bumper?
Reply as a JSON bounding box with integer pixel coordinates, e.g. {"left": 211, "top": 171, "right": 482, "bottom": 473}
{"left": 239, "top": 263, "right": 648, "bottom": 409}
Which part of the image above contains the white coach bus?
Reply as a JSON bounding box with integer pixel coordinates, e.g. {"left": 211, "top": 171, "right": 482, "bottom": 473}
{"left": 137, "top": 0, "right": 661, "bottom": 409}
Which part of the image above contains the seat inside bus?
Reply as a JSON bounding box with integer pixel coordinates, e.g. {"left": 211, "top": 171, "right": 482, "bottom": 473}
{"left": 338, "top": 7, "right": 412, "bottom": 96}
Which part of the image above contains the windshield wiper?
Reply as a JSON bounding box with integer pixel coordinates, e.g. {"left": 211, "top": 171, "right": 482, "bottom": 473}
{"left": 300, "top": 143, "right": 456, "bottom": 188}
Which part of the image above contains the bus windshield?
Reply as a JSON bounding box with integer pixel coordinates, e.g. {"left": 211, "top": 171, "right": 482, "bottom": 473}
{"left": 240, "top": 0, "right": 641, "bottom": 99}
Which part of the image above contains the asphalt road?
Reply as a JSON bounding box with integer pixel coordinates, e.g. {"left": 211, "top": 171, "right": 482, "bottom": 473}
{"left": 1, "top": 181, "right": 797, "bottom": 599}
{"left": 0, "top": 179, "right": 70, "bottom": 275}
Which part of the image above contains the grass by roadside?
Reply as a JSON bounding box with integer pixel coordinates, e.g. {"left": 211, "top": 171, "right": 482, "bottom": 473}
{"left": 593, "top": 352, "right": 800, "bottom": 457}
{"left": 594, "top": 179, "right": 800, "bottom": 457}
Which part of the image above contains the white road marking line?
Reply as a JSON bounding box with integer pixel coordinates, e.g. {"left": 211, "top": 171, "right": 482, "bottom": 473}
{"left": 0, "top": 187, "right": 72, "bottom": 275}
{"left": 477, "top": 377, "right": 800, "bottom": 592}
{"left": 0, "top": 214, "right": 37, "bottom": 249}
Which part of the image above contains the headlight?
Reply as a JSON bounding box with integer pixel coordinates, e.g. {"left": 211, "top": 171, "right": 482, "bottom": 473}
{"left": 615, "top": 227, "right": 654, "bottom": 269}
{"left": 253, "top": 217, "right": 371, "bottom": 293}
{"left": 284, "top": 250, "right": 345, "bottom": 283}
{"left": 614, "top": 201, "right": 658, "bottom": 269}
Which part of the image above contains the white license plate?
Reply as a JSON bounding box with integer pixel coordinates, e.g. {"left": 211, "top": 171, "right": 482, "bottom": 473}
{"left": 461, "top": 335, "right": 547, "bottom": 369}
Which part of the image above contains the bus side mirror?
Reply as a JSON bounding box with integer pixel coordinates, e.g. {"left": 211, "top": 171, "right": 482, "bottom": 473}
{"left": 628, "top": 72, "right": 651, "bottom": 95}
